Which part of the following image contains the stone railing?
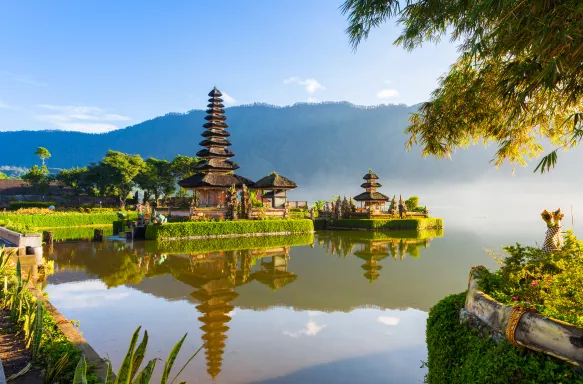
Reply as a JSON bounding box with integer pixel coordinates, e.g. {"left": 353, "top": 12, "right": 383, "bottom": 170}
{"left": 464, "top": 267, "right": 583, "bottom": 367}
{"left": 0, "top": 226, "right": 42, "bottom": 249}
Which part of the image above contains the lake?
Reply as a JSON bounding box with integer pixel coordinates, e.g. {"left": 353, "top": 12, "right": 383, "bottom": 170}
{"left": 43, "top": 219, "right": 562, "bottom": 383}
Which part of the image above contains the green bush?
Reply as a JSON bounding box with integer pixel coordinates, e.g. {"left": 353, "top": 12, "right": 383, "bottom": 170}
{"left": 329, "top": 218, "right": 443, "bottom": 230}
{"left": 0, "top": 212, "right": 137, "bottom": 228}
{"left": 426, "top": 293, "right": 582, "bottom": 383}
{"left": 0, "top": 219, "right": 38, "bottom": 234}
{"left": 151, "top": 233, "right": 314, "bottom": 253}
{"left": 112, "top": 220, "right": 126, "bottom": 234}
{"left": 44, "top": 226, "right": 114, "bottom": 241}
{"left": 145, "top": 219, "right": 314, "bottom": 240}
{"left": 477, "top": 231, "right": 583, "bottom": 327}
{"left": 8, "top": 201, "right": 56, "bottom": 210}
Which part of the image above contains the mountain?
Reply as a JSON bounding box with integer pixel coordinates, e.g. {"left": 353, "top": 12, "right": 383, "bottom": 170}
{"left": 1, "top": 102, "right": 580, "bottom": 199}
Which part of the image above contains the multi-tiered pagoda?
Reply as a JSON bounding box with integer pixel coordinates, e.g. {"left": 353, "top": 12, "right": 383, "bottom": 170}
{"left": 179, "top": 87, "right": 254, "bottom": 207}
{"left": 353, "top": 170, "right": 389, "bottom": 211}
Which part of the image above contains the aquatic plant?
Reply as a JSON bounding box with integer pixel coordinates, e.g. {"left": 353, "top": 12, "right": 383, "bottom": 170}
{"left": 74, "top": 326, "right": 203, "bottom": 384}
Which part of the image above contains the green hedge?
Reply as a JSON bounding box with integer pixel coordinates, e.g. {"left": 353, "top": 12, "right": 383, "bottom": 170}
{"left": 145, "top": 219, "right": 314, "bottom": 240}
{"left": 149, "top": 233, "right": 315, "bottom": 254}
{"left": 44, "top": 226, "right": 114, "bottom": 241}
{"left": 329, "top": 218, "right": 443, "bottom": 230}
{"left": 426, "top": 293, "right": 582, "bottom": 383}
{"left": 0, "top": 212, "right": 136, "bottom": 228}
{"left": 8, "top": 201, "right": 56, "bottom": 210}
{"left": 112, "top": 220, "right": 126, "bottom": 234}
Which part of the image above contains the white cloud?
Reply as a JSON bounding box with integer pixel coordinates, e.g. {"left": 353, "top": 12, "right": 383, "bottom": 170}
{"left": 283, "top": 320, "right": 326, "bottom": 338}
{"left": 377, "top": 89, "right": 400, "bottom": 99}
{"left": 384, "top": 80, "right": 393, "bottom": 84}
{"left": 284, "top": 77, "right": 326, "bottom": 100}
{"left": 48, "top": 280, "right": 130, "bottom": 309}
{"left": 36, "top": 104, "right": 130, "bottom": 133}
{"left": 0, "top": 70, "right": 47, "bottom": 87}
{"left": 377, "top": 316, "right": 400, "bottom": 326}
{"left": 221, "top": 92, "right": 237, "bottom": 106}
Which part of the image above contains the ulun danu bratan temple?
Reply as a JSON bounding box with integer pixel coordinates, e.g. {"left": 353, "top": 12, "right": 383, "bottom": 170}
{"left": 178, "top": 87, "right": 298, "bottom": 219}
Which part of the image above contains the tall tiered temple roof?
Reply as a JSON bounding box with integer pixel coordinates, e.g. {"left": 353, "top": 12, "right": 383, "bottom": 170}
{"left": 179, "top": 87, "right": 254, "bottom": 189}
{"left": 353, "top": 170, "right": 389, "bottom": 203}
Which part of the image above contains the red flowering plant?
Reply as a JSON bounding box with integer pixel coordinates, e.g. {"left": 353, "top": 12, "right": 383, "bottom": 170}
{"left": 478, "top": 231, "right": 583, "bottom": 327}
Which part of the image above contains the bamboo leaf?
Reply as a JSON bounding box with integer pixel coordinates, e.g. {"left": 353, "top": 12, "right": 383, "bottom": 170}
{"left": 32, "top": 303, "right": 44, "bottom": 361}
{"left": 160, "top": 333, "right": 188, "bottom": 384}
{"left": 116, "top": 326, "right": 142, "bottom": 384}
{"left": 73, "top": 356, "right": 88, "bottom": 384}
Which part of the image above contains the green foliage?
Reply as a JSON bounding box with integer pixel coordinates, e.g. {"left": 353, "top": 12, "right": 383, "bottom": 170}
{"left": 405, "top": 196, "right": 419, "bottom": 210}
{"left": 56, "top": 167, "right": 92, "bottom": 195}
{"left": 7, "top": 201, "right": 56, "bottom": 210}
{"left": 426, "top": 293, "right": 583, "bottom": 383}
{"left": 73, "top": 326, "right": 202, "bottom": 384}
{"left": 329, "top": 218, "right": 443, "bottom": 231}
{"left": 113, "top": 220, "right": 126, "bottom": 234}
{"left": 478, "top": 231, "right": 583, "bottom": 327}
{"left": 35, "top": 147, "right": 51, "bottom": 166}
{"left": 0, "top": 219, "right": 38, "bottom": 234}
{"left": 101, "top": 150, "right": 146, "bottom": 207}
{"left": 134, "top": 158, "right": 175, "bottom": 202}
{"left": 152, "top": 233, "right": 314, "bottom": 254}
{"left": 342, "top": 0, "right": 583, "bottom": 170}
{"left": 0, "top": 212, "right": 135, "bottom": 228}
{"left": 145, "top": 219, "right": 314, "bottom": 240}
{"left": 0, "top": 171, "right": 8, "bottom": 179}
{"left": 22, "top": 165, "right": 52, "bottom": 194}
{"left": 45, "top": 226, "right": 114, "bottom": 241}
{"left": 170, "top": 154, "right": 200, "bottom": 181}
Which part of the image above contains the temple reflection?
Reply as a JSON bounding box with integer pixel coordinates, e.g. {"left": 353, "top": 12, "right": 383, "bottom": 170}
{"left": 46, "top": 229, "right": 442, "bottom": 379}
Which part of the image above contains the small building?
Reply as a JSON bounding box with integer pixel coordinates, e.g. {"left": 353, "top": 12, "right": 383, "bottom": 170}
{"left": 178, "top": 87, "right": 254, "bottom": 207}
{"left": 254, "top": 172, "right": 298, "bottom": 209}
{"left": 353, "top": 170, "right": 389, "bottom": 211}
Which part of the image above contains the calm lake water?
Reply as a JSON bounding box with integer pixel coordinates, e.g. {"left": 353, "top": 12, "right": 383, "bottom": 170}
{"left": 43, "top": 220, "right": 563, "bottom": 384}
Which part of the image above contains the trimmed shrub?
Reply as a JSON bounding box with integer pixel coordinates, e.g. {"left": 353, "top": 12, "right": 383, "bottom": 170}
{"left": 145, "top": 219, "right": 314, "bottom": 240}
{"left": 329, "top": 218, "right": 443, "bottom": 230}
{"left": 150, "top": 233, "right": 314, "bottom": 253}
{"left": 0, "top": 212, "right": 137, "bottom": 228}
{"left": 112, "top": 220, "right": 126, "bottom": 234}
{"left": 8, "top": 201, "right": 56, "bottom": 210}
{"left": 426, "top": 293, "right": 582, "bottom": 384}
{"left": 45, "top": 226, "right": 114, "bottom": 241}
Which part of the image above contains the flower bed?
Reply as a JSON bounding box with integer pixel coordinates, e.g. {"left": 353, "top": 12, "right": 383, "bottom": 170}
{"left": 145, "top": 219, "right": 314, "bottom": 240}
{"left": 478, "top": 231, "right": 583, "bottom": 327}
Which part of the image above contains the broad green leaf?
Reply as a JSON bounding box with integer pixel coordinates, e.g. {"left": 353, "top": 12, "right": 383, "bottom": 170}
{"left": 161, "top": 333, "right": 188, "bottom": 384}
{"left": 130, "top": 330, "right": 149, "bottom": 381}
{"left": 116, "top": 326, "right": 142, "bottom": 384}
{"left": 73, "top": 356, "right": 88, "bottom": 384}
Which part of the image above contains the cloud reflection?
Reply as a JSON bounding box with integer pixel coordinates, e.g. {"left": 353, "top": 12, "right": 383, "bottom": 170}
{"left": 48, "top": 280, "right": 129, "bottom": 309}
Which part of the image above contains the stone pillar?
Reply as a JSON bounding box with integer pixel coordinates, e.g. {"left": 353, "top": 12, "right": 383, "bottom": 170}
{"left": 93, "top": 229, "right": 104, "bottom": 242}
{"left": 42, "top": 231, "right": 54, "bottom": 247}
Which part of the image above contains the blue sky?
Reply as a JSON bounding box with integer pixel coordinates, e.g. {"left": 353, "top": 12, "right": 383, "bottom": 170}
{"left": 0, "top": 0, "right": 458, "bottom": 133}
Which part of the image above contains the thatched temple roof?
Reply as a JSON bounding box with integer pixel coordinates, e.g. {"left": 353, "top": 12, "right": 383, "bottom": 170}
{"left": 254, "top": 172, "right": 298, "bottom": 190}
{"left": 179, "top": 173, "right": 255, "bottom": 189}
{"left": 179, "top": 87, "right": 253, "bottom": 189}
{"left": 353, "top": 191, "right": 390, "bottom": 202}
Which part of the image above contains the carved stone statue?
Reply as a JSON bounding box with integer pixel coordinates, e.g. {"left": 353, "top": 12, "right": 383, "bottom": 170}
{"left": 150, "top": 212, "right": 167, "bottom": 225}
{"left": 398, "top": 195, "right": 408, "bottom": 219}
{"left": 226, "top": 185, "right": 239, "bottom": 220}
{"left": 541, "top": 208, "right": 564, "bottom": 253}
{"left": 335, "top": 196, "right": 342, "bottom": 219}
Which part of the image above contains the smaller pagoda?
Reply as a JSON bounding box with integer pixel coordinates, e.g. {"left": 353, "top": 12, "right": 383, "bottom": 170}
{"left": 254, "top": 172, "right": 298, "bottom": 209}
{"left": 353, "top": 170, "right": 389, "bottom": 211}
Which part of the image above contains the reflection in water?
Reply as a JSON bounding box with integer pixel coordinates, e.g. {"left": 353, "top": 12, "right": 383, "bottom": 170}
{"left": 46, "top": 230, "right": 447, "bottom": 383}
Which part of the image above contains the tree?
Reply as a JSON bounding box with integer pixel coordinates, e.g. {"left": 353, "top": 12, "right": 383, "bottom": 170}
{"left": 405, "top": 196, "right": 419, "bottom": 211}
{"left": 56, "top": 167, "right": 91, "bottom": 195}
{"left": 134, "top": 158, "right": 175, "bottom": 203}
{"left": 0, "top": 171, "right": 7, "bottom": 180}
{"left": 34, "top": 147, "right": 51, "bottom": 167}
{"left": 101, "top": 150, "right": 145, "bottom": 209}
{"left": 342, "top": 0, "right": 583, "bottom": 172}
{"left": 170, "top": 154, "right": 199, "bottom": 181}
{"left": 22, "top": 165, "right": 52, "bottom": 194}
{"left": 84, "top": 163, "right": 114, "bottom": 197}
